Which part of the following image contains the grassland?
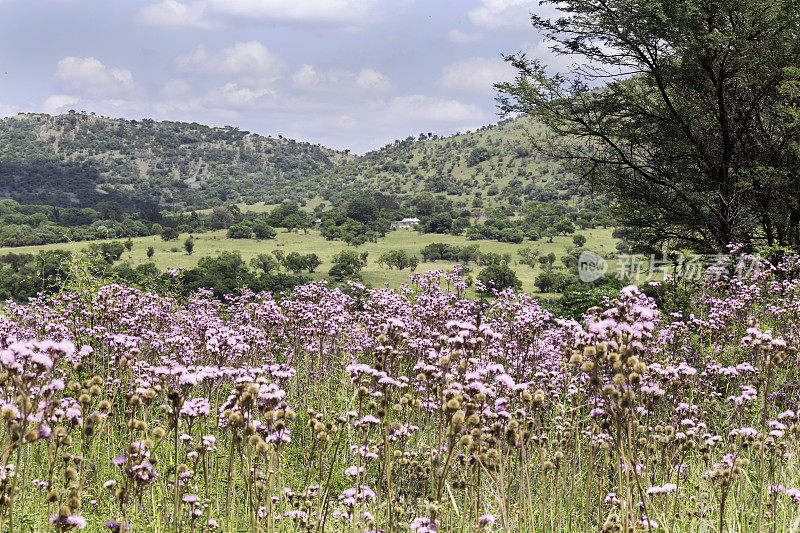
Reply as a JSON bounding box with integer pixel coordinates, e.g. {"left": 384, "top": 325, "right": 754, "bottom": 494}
{"left": 0, "top": 227, "right": 618, "bottom": 296}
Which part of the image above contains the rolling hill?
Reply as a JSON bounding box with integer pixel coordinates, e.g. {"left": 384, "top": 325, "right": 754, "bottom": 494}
{"left": 0, "top": 111, "right": 586, "bottom": 214}
{"left": 322, "top": 116, "right": 582, "bottom": 211}
{"left": 0, "top": 112, "right": 350, "bottom": 211}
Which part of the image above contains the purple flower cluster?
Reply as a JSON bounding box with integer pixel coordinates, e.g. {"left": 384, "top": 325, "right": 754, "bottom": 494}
{"left": 0, "top": 260, "right": 799, "bottom": 530}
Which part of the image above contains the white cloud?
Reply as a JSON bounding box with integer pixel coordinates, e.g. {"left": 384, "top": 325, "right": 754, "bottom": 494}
{"left": 138, "top": 0, "right": 215, "bottom": 29}
{"left": 0, "top": 102, "right": 17, "bottom": 118}
{"left": 160, "top": 79, "right": 192, "bottom": 99}
{"left": 139, "top": 0, "right": 378, "bottom": 29}
{"left": 522, "top": 38, "right": 600, "bottom": 74}
{"left": 379, "top": 95, "right": 489, "bottom": 123}
{"left": 290, "top": 65, "right": 392, "bottom": 93}
{"left": 438, "top": 57, "right": 516, "bottom": 94}
{"left": 42, "top": 94, "right": 80, "bottom": 114}
{"left": 291, "top": 65, "right": 319, "bottom": 89}
{"left": 447, "top": 29, "right": 483, "bottom": 44}
{"left": 203, "top": 82, "right": 276, "bottom": 110}
{"left": 175, "top": 41, "right": 285, "bottom": 84}
{"left": 467, "top": 0, "right": 539, "bottom": 29}
{"left": 355, "top": 69, "right": 392, "bottom": 91}
{"left": 54, "top": 57, "right": 136, "bottom": 98}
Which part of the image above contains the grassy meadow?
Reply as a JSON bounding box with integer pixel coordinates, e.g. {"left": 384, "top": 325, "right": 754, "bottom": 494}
{"left": 0, "top": 227, "right": 618, "bottom": 296}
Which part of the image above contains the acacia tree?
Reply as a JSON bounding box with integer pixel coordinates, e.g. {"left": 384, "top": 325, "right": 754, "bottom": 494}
{"left": 496, "top": 0, "right": 800, "bottom": 251}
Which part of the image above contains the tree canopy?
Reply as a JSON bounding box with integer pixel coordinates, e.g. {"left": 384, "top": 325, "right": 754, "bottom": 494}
{"left": 496, "top": 0, "right": 800, "bottom": 251}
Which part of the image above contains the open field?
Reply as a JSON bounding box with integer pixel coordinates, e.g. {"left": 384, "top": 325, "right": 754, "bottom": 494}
{"left": 0, "top": 227, "right": 619, "bottom": 295}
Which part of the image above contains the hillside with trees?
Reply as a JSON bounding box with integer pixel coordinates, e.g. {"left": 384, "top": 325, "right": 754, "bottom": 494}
{"left": 0, "top": 112, "right": 592, "bottom": 215}
{"left": 0, "top": 111, "right": 613, "bottom": 251}
{"left": 320, "top": 116, "right": 588, "bottom": 211}
{"left": 0, "top": 111, "right": 349, "bottom": 211}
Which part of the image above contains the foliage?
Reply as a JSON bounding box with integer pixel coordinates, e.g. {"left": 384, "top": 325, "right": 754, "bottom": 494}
{"left": 476, "top": 263, "right": 522, "bottom": 293}
{"left": 419, "top": 242, "right": 481, "bottom": 264}
{"left": 252, "top": 220, "right": 277, "bottom": 240}
{"left": 496, "top": 0, "right": 800, "bottom": 250}
{"left": 161, "top": 227, "right": 179, "bottom": 241}
{"left": 249, "top": 253, "right": 279, "bottom": 274}
{"left": 0, "top": 113, "right": 341, "bottom": 211}
{"left": 329, "top": 249, "right": 369, "bottom": 281}
{"left": 534, "top": 269, "right": 579, "bottom": 293}
{"left": 226, "top": 223, "right": 252, "bottom": 239}
{"left": 377, "top": 249, "right": 417, "bottom": 270}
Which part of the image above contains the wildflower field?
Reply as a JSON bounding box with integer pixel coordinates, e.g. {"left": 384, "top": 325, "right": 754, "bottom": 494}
{"left": 3, "top": 249, "right": 800, "bottom": 532}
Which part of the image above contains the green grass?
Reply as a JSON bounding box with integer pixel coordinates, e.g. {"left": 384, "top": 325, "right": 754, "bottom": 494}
{"left": 0, "top": 227, "right": 619, "bottom": 295}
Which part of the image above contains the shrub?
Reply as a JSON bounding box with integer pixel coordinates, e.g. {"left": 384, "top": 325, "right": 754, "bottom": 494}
{"left": 477, "top": 263, "right": 522, "bottom": 293}
{"left": 227, "top": 223, "right": 252, "bottom": 239}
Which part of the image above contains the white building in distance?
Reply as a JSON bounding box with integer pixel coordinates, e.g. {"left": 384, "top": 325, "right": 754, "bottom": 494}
{"left": 390, "top": 217, "right": 420, "bottom": 229}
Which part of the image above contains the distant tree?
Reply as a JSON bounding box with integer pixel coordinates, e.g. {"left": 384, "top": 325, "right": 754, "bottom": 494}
{"left": 561, "top": 254, "right": 578, "bottom": 269}
{"left": 147, "top": 246, "right": 155, "bottom": 260}
{"left": 253, "top": 220, "right": 277, "bottom": 240}
{"left": 518, "top": 247, "right": 540, "bottom": 267}
{"left": 451, "top": 216, "right": 470, "bottom": 235}
{"left": 250, "top": 253, "right": 279, "bottom": 274}
{"left": 573, "top": 234, "right": 587, "bottom": 247}
{"left": 535, "top": 270, "right": 559, "bottom": 293}
{"left": 554, "top": 220, "right": 575, "bottom": 236}
{"left": 304, "top": 253, "right": 321, "bottom": 273}
{"left": 281, "top": 213, "right": 306, "bottom": 232}
{"left": 467, "top": 147, "right": 492, "bottom": 166}
{"left": 183, "top": 251, "right": 249, "bottom": 298}
{"left": 497, "top": 227, "right": 524, "bottom": 243}
{"left": 421, "top": 212, "right": 453, "bottom": 234}
{"left": 329, "top": 249, "right": 368, "bottom": 281}
{"left": 210, "top": 206, "right": 235, "bottom": 229}
{"left": 184, "top": 237, "right": 194, "bottom": 255}
{"left": 477, "top": 264, "right": 522, "bottom": 294}
{"left": 345, "top": 195, "right": 379, "bottom": 223}
{"left": 161, "top": 227, "right": 179, "bottom": 241}
{"left": 87, "top": 241, "right": 126, "bottom": 264}
{"left": 479, "top": 252, "right": 507, "bottom": 266}
{"left": 538, "top": 252, "right": 557, "bottom": 270}
{"left": 378, "top": 249, "right": 412, "bottom": 270}
{"left": 124, "top": 239, "right": 133, "bottom": 252}
{"left": 284, "top": 252, "right": 307, "bottom": 274}
{"left": 414, "top": 193, "right": 438, "bottom": 216}
{"left": 227, "top": 224, "right": 252, "bottom": 239}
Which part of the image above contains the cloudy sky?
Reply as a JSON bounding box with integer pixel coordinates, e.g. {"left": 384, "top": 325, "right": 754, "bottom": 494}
{"left": 0, "top": 0, "right": 566, "bottom": 154}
